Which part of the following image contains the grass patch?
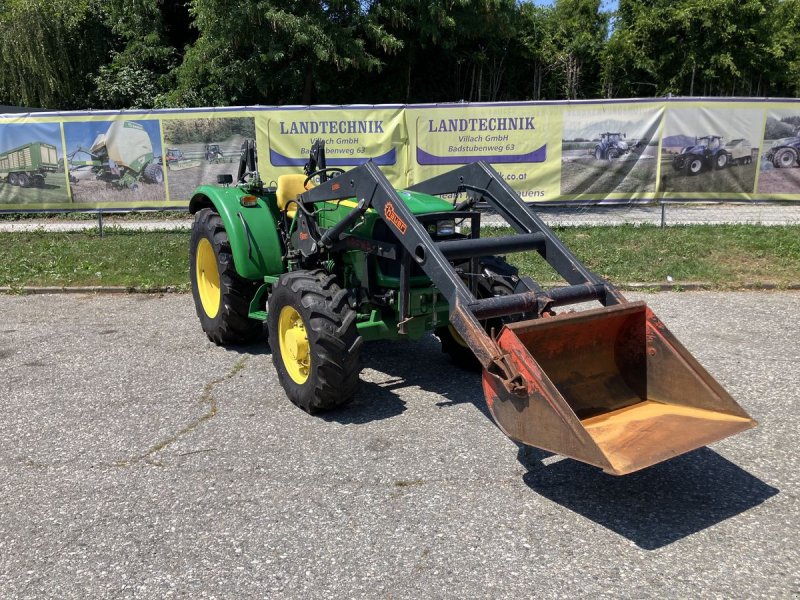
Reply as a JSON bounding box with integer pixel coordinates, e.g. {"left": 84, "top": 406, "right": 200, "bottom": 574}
{"left": 483, "top": 224, "right": 800, "bottom": 288}
{"left": 0, "top": 229, "right": 189, "bottom": 290}
{"left": 1, "top": 224, "right": 799, "bottom": 290}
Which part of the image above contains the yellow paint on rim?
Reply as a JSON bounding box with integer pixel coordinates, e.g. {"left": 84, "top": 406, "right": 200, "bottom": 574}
{"left": 196, "top": 237, "right": 221, "bottom": 318}
{"left": 448, "top": 324, "right": 470, "bottom": 348}
{"left": 278, "top": 305, "right": 311, "bottom": 384}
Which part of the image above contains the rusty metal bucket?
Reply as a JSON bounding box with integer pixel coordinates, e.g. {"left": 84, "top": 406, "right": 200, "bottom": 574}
{"left": 482, "top": 301, "right": 756, "bottom": 475}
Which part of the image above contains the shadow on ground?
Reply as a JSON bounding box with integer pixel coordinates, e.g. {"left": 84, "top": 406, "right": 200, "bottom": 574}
{"left": 519, "top": 445, "right": 778, "bottom": 550}
{"left": 233, "top": 330, "right": 778, "bottom": 550}
{"left": 322, "top": 336, "right": 487, "bottom": 425}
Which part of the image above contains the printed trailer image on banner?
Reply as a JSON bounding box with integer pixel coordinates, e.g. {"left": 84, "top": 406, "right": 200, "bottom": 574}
{"left": 161, "top": 116, "right": 256, "bottom": 201}
{"left": 63, "top": 119, "right": 166, "bottom": 203}
{"left": 660, "top": 105, "right": 763, "bottom": 195}
{"left": 758, "top": 106, "right": 800, "bottom": 195}
{"left": 0, "top": 122, "right": 67, "bottom": 207}
{"left": 560, "top": 104, "right": 662, "bottom": 198}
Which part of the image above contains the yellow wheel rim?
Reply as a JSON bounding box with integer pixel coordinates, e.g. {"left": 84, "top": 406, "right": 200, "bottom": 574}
{"left": 278, "top": 305, "right": 311, "bottom": 384}
{"left": 448, "top": 324, "right": 470, "bottom": 348}
{"left": 196, "top": 237, "right": 221, "bottom": 319}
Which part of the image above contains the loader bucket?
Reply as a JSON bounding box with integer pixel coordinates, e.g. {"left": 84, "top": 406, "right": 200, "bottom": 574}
{"left": 482, "top": 301, "right": 756, "bottom": 475}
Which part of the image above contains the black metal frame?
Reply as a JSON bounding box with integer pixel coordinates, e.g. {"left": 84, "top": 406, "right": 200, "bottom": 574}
{"left": 298, "top": 160, "right": 627, "bottom": 394}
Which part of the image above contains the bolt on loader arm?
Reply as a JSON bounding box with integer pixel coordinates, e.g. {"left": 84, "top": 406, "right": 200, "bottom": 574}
{"left": 298, "top": 160, "right": 756, "bottom": 475}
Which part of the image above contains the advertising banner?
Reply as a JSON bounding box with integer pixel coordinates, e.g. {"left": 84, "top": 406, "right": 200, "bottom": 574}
{"left": 405, "top": 103, "right": 561, "bottom": 200}
{"left": 1, "top": 98, "right": 799, "bottom": 213}
{"left": 256, "top": 106, "right": 407, "bottom": 187}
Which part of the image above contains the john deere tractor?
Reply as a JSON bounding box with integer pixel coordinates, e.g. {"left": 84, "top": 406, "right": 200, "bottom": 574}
{"left": 188, "top": 139, "right": 755, "bottom": 476}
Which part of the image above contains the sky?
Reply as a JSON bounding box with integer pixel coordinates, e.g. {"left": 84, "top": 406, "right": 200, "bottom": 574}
{"left": 63, "top": 120, "right": 163, "bottom": 157}
{"left": 0, "top": 123, "right": 63, "bottom": 156}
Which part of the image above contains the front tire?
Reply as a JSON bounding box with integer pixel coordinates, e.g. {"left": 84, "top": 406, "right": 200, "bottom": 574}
{"left": 687, "top": 157, "right": 704, "bottom": 175}
{"left": 268, "top": 269, "right": 361, "bottom": 413}
{"left": 773, "top": 148, "right": 797, "bottom": 169}
{"left": 189, "top": 208, "right": 260, "bottom": 345}
{"left": 714, "top": 152, "right": 729, "bottom": 170}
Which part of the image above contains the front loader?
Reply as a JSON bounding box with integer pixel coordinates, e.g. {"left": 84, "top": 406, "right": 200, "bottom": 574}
{"left": 188, "top": 139, "right": 755, "bottom": 476}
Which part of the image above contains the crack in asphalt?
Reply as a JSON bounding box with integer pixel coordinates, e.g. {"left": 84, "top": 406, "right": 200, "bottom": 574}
{"left": 115, "top": 356, "right": 249, "bottom": 467}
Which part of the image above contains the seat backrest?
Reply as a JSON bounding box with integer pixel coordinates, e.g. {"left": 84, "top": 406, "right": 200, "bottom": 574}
{"left": 276, "top": 174, "right": 310, "bottom": 219}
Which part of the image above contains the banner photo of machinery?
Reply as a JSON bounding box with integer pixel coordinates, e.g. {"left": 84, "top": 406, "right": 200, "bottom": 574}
{"left": 560, "top": 104, "right": 663, "bottom": 200}
{"left": 1, "top": 98, "right": 800, "bottom": 213}
{"left": 63, "top": 119, "right": 166, "bottom": 204}
{"left": 660, "top": 104, "right": 763, "bottom": 197}
{"left": 258, "top": 106, "right": 407, "bottom": 186}
{"left": 162, "top": 116, "right": 256, "bottom": 202}
{"left": 405, "top": 103, "right": 561, "bottom": 201}
{"left": 0, "top": 121, "right": 68, "bottom": 208}
{"left": 758, "top": 104, "right": 800, "bottom": 195}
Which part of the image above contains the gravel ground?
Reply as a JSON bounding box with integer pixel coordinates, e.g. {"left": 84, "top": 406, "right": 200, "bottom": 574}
{"left": 0, "top": 292, "right": 797, "bottom": 598}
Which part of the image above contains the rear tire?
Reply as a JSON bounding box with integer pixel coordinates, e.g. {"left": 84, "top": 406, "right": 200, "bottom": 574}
{"left": 144, "top": 163, "right": 164, "bottom": 184}
{"left": 189, "top": 208, "right": 260, "bottom": 345}
{"left": 268, "top": 269, "right": 361, "bottom": 413}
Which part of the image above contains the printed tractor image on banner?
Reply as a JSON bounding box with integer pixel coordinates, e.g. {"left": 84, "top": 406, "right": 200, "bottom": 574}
{"left": 405, "top": 104, "right": 563, "bottom": 201}
{"left": 259, "top": 107, "right": 408, "bottom": 185}
{"left": 560, "top": 104, "right": 663, "bottom": 200}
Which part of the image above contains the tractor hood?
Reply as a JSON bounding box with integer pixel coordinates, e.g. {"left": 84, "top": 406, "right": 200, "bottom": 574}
{"left": 770, "top": 136, "right": 800, "bottom": 149}
{"left": 684, "top": 143, "right": 708, "bottom": 154}
{"left": 395, "top": 190, "right": 455, "bottom": 215}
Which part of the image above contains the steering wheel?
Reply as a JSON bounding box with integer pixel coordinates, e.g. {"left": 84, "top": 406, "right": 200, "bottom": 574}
{"left": 303, "top": 167, "right": 346, "bottom": 188}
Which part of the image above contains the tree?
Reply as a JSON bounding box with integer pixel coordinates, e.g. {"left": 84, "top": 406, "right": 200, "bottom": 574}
{"left": 91, "top": 0, "right": 193, "bottom": 109}
{"left": 165, "top": 0, "right": 401, "bottom": 107}
{"left": 0, "top": 0, "right": 112, "bottom": 109}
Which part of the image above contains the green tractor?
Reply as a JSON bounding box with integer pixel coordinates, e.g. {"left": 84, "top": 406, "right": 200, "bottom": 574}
{"left": 188, "top": 139, "right": 755, "bottom": 476}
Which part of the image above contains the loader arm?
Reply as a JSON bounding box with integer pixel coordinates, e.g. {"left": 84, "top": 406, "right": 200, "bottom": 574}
{"left": 300, "top": 160, "right": 755, "bottom": 476}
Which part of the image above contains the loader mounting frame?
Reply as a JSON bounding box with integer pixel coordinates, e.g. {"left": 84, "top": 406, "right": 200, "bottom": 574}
{"left": 296, "top": 160, "right": 625, "bottom": 395}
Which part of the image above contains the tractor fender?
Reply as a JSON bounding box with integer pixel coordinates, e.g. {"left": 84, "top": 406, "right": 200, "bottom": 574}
{"left": 190, "top": 185, "right": 284, "bottom": 280}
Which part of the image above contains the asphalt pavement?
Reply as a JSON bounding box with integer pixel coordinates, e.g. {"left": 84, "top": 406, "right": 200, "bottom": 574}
{"left": 1, "top": 291, "right": 798, "bottom": 598}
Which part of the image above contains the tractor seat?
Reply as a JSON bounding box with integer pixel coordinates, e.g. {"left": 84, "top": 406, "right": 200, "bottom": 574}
{"left": 276, "top": 174, "right": 312, "bottom": 219}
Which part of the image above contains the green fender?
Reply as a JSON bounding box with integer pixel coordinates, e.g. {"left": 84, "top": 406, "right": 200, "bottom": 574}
{"left": 190, "top": 185, "right": 284, "bottom": 280}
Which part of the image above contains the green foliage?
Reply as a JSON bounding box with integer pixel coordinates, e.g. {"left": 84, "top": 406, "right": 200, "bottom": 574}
{"left": 0, "top": 0, "right": 112, "bottom": 109}
{"left": 764, "top": 116, "right": 798, "bottom": 140}
{"left": 0, "top": 0, "right": 799, "bottom": 108}
{"left": 162, "top": 118, "right": 256, "bottom": 144}
{"left": 603, "top": 0, "right": 800, "bottom": 98}
{"left": 165, "top": 0, "right": 401, "bottom": 106}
